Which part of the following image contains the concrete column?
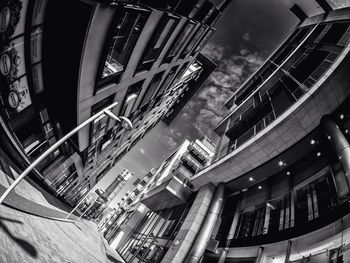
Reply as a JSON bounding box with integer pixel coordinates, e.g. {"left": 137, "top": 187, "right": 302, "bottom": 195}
{"left": 161, "top": 183, "right": 216, "bottom": 263}
{"left": 255, "top": 246, "right": 264, "bottom": 263}
{"left": 321, "top": 115, "right": 350, "bottom": 185}
{"left": 284, "top": 240, "right": 292, "bottom": 263}
{"left": 218, "top": 200, "right": 241, "bottom": 263}
{"left": 185, "top": 183, "right": 225, "bottom": 263}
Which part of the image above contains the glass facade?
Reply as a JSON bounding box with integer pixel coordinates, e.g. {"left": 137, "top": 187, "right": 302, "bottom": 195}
{"left": 137, "top": 15, "right": 178, "bottom": 72}
{"left": 100, "top": 8, "right": 149, "bottom": 82}
{"left": 118, "top": 199, "right": 193, "bottom": 263}
{"left": 217, "top": 21, "right": 350, "bottom": 159}
{"left": 215, "top": 149, "right": 349, "bottom": 246}
{"left": 163, "top": 21, "right": 196, "bottom": 63}
{"left": 139, "top": 72, "right": 164, "bottom": 110}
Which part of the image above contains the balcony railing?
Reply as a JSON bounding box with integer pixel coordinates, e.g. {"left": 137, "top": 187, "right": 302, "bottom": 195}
{"left": 220, "top": 111, "right": 276, "bottom": 157}
{"left": 188, "top": 142, "right": 210, "bottom": 160}
{"left": 181, "top": 153, "right": 203, "bottom": 170}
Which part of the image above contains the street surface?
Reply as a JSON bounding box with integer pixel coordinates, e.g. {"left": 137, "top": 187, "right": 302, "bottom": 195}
{"left": 0, "top": 205, "right": 124, "bottom": 263}
{"left": 0, "top": 170, "right": 125, "bottom": 263}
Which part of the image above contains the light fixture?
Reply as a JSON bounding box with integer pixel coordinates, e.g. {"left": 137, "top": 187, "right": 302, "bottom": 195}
{"left": 249, "top": 176, "right": 254, "bottom": 182}
{"left": 266, "top": 202, "right": 275, "bottom": 210}
{"left": 310, "top": 139, "right": 316, "bottom": 145}
{"left": 258, "top": 185, "right": 262, "bottom": 190}
{"left": 317, "top": 152, "right": 321, "bottom": 157}
{"left": 340, "top": 114, "right": 344, "bottom": 120}
{"left": 278, "top": 160, "right": 285, "bottom": 167}
{"left": 286, "top": 171, "right": 291, "bottom": 175}
{"left": 345, "top": 129, "right": 349, "bottom": 134}
{"left": 327, "top": 135, "right": 331, "bottom": 140}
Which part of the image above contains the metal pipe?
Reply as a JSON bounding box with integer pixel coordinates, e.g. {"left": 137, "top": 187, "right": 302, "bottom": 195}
{"left": 185, "top": 183, "right": 225, "bottom": 263}
{"left": 321, "top": 115, "right": 350, "bottom": 183}
{"left": 0, "top": 101, "right": 127, "bottom": 205}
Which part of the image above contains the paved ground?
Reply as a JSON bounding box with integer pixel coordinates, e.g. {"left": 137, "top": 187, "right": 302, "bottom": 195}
{"left": 0, "top": 169, "right": 125, "bottom": 262}
{"left": 0, "top": 170, "right": 79, "bottom": 220}
{"left": 0, "top": 204, "right": 125, "bottom": 263}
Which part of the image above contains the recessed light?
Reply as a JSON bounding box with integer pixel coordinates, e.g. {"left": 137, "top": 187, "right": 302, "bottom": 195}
{"left": 310, "top": 139, "right": 316, "bottom": 145}
{"left": 317, "top": 152, "right": 321, "bottom": 157}
{"left": 278, "top": 160, "right": 285, "bottom": 167}
{"left": 327, "top": 135, "right": 331, "bottom": 140}
{"left": 340, "top": 114, "right": 344, "bottom": 120}
{"left": 249, "top": 177, "right": 254, "bottom": 182}
{"left": 345, "top": 129, "right": 349, "bottom": 134}
{"left": 286, "top": 171, "right": 291, "bottom": 175}
{"left": 258, "top": 185, "right": 262, "bottom": 190}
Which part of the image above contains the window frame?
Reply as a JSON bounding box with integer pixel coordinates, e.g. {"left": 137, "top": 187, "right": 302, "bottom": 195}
{"left": 136, "top": 14, "right": 179, "bottom": 73}
{"left": 95, "top": 6, "right": 151, "bottom": 91}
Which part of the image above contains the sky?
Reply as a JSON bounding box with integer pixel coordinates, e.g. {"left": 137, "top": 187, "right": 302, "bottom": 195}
{"left": 97, "top": 0, "right": 309, "bottom": 208}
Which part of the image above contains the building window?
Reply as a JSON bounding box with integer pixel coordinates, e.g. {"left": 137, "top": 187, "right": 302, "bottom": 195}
{"left": 237, "top": 207, "right": 265, "bottom": 238}
{"left": 295, "top": 174, "right": 334, "bottom": 225}
{"left": 180, "top": 26, "right": 207, "bottom": 58}
{"left": 216, "top": 195, "right": 240, "bottom": 245}
{"left": 191, "top": 28, "right": 214, "bottom": 55}
{"left": 268, "top": 194, "right": 292, "bottom": 233}
{"left": 319, "top": 22, "right": 350, "bottom": 45}
{"left": 163, "top": 22, "right": 196, "bottom": 63}
{"left": 52, "top": 164, "right": 78, "bottom": 197}
{"left": 136, "top": 15, "right": 178, "bottom": 72}
{"left": 90, "top": 95, "right": 114, "bottom": 145}
{"left": 120, "top": 80, "right": 144, "bottom": 118}
{"left": 99, "top": 8, "right": 149, "bottom": 83}
{"left": 193, "top": 0, "right": 213, "bottom": 22}
{"left": 139, "top": 72, "right": 164, "bottom": 109}
{"left": 14, "top": 108, "right": 63, "bottom": 175}
{"left": 154, "top": 66, "right": 178, "bottom": 98}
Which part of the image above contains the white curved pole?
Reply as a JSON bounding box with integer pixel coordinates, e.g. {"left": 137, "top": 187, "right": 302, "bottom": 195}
{"left": 0, "top": 101, "right": 123, "bottom": 205}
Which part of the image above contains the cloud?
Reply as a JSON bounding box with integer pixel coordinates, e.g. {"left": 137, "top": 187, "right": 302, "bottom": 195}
{"left": 184, "top": 41, "right": 265, "bottom": 138}
{"left": 155, "top": 126, "right": 184, "bottom": 151}
{"left": 140, "top": 148, "right": 145, "bottom": 154}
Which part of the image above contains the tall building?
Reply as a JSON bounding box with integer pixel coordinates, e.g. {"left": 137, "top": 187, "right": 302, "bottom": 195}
{"left": 110, "top": 1, "right": 350, "bottom": 263}
{"left": 0, "top": 0, "right": 230, "bottom": 206}
{"left": 98, "top": 168, "right": 157, "bottom": 235}
{"left": 83, "top": 169, "right": 133, "bottom": 220}
{"left": 109, "top": 137, "right": 216, "bottom": 262}
{"left": 102, "top": 169, "right": 133, "bottom": 202}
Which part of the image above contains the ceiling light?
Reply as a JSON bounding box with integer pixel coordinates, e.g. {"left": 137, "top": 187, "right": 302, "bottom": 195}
{"left": 286, "top": 171, "right": 291, "bottom": 175}
{"left": 249, "top": 177, "right": 254, "bottom": 182}
{"left": 327, "top": 135, "right": 331, "bottom": 140}
{"left": 278, "top": 160, "right": 285, "bottom": 167}
{"left": 340, "top": 114, "right": 344, "bottom": 120}
{"left": 345, "top": 129, "right": 349, "bottom": 134}
{"left": 258, "top": 185, "right": 262, "bottom": 190}
{"left": 317, "top": 152, "right": 321, "bottom": 157}
{"left": 310, "top": 139, "right": 316, "bottom": 145}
